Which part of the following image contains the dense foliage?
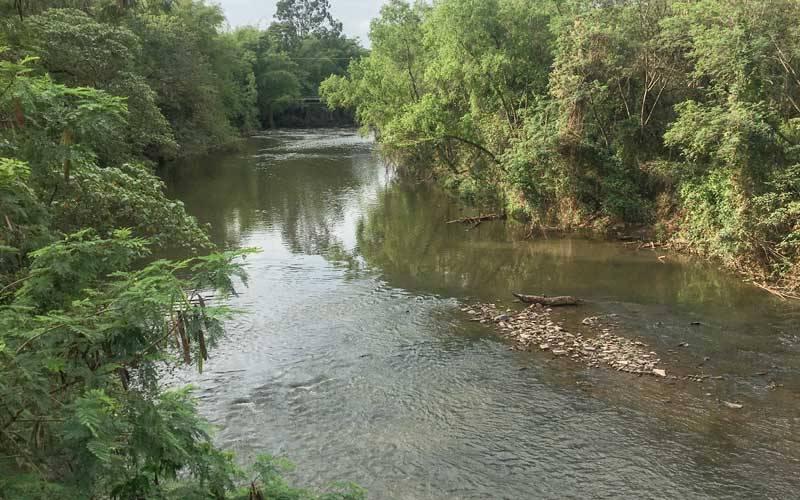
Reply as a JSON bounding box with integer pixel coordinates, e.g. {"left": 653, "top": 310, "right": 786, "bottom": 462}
{"left": 0, "top": 1, "right": 365, "bottom": 498}
{"left": 1, "top": 0, "right": 363, "bottom": 159}
{"left": 322, "top": 0, "right": 800, "bottom": 291}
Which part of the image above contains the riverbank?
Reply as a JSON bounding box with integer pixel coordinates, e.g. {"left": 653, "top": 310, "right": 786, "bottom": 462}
{"left": 321, "top": 0, "right": 800, "bottom": 304}
{"left": 449, "top": 212, "right": 800, "bottom": 302}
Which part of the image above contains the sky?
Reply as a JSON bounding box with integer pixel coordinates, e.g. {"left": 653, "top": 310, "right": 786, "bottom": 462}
{"left": 213, "top": 0, "right": 385, "bottom": 47}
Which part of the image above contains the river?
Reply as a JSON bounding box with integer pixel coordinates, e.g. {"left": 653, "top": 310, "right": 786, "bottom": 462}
{"left": 163, "top": 129, "right": 800, "bottom": 499}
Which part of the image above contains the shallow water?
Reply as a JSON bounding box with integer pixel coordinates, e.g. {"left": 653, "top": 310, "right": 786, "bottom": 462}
{"left": 164, "top": 129, "right": 800, "bottom": 499}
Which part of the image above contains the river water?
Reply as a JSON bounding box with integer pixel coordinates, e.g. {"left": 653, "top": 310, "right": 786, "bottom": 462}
{"left": 164, "top": 129, "right": 800, "bottom": 499}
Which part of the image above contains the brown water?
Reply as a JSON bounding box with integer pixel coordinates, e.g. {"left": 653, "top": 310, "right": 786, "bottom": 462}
{"left": 164, "top": 129, "right": 800, "bottom": 499}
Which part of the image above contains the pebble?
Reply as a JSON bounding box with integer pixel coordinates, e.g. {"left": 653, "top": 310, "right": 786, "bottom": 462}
{"left": 466, "top": 303, "right": 669, "bottom": 378}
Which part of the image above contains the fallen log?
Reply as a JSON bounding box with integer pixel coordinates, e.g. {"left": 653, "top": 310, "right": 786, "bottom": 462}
{"left": 446, "top": 213, "right": 504, "bottom": 225}
{"left": 512, "top": 292, "right": 582, "bottom": 306}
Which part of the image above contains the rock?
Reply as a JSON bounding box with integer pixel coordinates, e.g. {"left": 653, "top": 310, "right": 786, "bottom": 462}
{"left": 463, "top": 300, "right": 686, "bottom": 381}
{"left": 723, "top": 401, "right": 743, "bottom": 409}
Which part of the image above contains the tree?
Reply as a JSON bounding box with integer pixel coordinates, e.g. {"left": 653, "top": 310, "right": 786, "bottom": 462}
{"left": 275, "top": 0, "right": 343, "bottom": 41}
{"left": 0, "top": 48, "right": 365, "bottom": 499}
{"left": 20, "top": 8, "right": 177, "bottom": 160}
{"left": 323, "top": 0, "right": 800, "bottom": 290}
{"left": 245, "top": 2, "right": 363, "bottom": 127}
{"left": 0, "top": 2, "right": 369, "bottom": 496}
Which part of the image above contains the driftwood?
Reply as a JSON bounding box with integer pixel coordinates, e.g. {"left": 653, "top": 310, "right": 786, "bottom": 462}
{"left": 752, "top": 281, "right": 800, "bottom": 301}
{"left": 446, "top": 213, "right": 505, "bottom": 225}
{"left": 512, "top": 292, "right": 582, "bottom": 306}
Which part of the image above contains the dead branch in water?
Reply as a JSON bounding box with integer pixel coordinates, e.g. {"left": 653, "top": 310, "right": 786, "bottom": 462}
{"left": 512, "top": 292, "right": 582, "bottom": 306}
{"left": 446, "top": 213, "right": 505, "bottom": 227}
{"left": 752, "top": 281, "right": 800, "bottom": 300}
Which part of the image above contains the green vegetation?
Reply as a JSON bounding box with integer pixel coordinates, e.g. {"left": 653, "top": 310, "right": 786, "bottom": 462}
{"left": 2, "top": 0, "right": 363, "bottom": 160}
{"left": 0, "top": 1, "right": 365, "bottom": 498}
{"left": 322, "top": 0, "right": 800, "bottom": 292}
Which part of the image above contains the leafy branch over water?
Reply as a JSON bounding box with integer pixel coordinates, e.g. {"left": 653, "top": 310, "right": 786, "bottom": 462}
{"left": 0, "top": 0, "right": 368, "bottom": 497}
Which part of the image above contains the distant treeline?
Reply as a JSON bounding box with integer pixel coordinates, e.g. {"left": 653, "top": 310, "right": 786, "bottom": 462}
{"left": 323, "top": 0, "right": 800, "bottom": 291}
{"left": 1, "top": 0, "right": 365, "bottom": 159}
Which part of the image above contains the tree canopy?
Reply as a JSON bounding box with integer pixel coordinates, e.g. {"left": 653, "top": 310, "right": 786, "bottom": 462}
{"left": 0, "top": 1, "right": 366, "bottom": 497}
{"left": 323, "top": 0, "right": 800, "bottom": 292}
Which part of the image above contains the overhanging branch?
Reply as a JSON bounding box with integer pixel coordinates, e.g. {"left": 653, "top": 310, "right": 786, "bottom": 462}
{"left": 441, "top": 135, "right": 499, "bottom": 164}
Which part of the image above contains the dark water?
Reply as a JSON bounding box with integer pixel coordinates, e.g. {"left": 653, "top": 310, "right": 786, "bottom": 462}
{"left": 164, "top": 130, "right": 800, "bottom": 499}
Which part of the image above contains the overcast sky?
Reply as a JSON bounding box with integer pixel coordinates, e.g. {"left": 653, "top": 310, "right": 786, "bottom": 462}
{"left": 214, "top": 0, "right": 385, "bottom": 47}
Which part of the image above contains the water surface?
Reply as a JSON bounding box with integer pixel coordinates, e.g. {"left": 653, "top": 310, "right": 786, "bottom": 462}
{"left": 164, "top": 130, "right": 800, "bottom": 499}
